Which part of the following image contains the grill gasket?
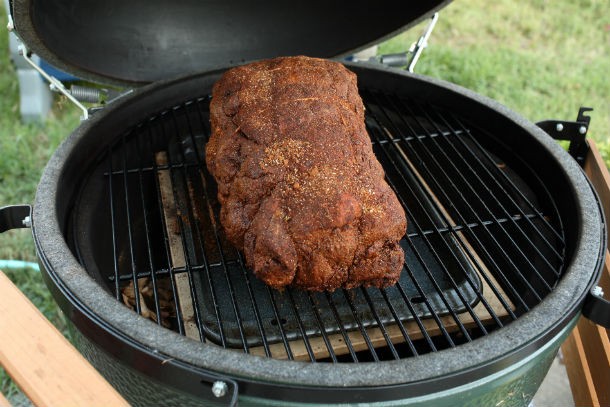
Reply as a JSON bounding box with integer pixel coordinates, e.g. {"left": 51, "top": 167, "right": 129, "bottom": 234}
{"left": 87, "top": 90, "right": 566, "bottom": 363}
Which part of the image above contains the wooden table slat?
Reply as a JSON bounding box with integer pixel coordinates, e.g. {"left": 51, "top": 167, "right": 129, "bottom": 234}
{"left": 0, "top": 271, "right": 128, "bottom": 407}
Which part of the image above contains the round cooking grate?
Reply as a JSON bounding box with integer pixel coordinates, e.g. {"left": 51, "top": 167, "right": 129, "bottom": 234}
{"left": 70, "top": 89, "right": 566, "bottom": 363}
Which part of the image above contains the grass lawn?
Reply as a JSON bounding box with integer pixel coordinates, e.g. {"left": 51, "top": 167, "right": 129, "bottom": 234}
{"left": 379, "top": 0, "right": 610, "bottom": 161}
{"left": 0, "top": 0, "right": 608, "bottom": 400}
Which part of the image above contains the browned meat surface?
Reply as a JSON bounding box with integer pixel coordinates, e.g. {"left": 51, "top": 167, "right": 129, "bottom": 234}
{"left": 206, "top": 56, "right": 406, "bottom": 291}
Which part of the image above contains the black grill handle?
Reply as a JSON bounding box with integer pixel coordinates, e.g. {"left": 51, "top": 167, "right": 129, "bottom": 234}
{"left": 0, "top": 205, "right": 32, "bottom": 233}
{"left": 378, "top": 52, "right": 410, "bottom": 67}
{"left": 582, "top": 287, "right": 610, "bottom": 328}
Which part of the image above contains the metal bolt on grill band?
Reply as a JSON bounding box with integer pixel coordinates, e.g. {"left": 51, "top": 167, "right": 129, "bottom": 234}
{"left": 81, "top": 90, "right": 566, "bottom": 363}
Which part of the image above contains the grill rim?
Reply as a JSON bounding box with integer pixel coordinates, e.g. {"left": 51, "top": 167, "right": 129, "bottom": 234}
{"left": 31, "top": 63, "right": 605, "bottom": 399}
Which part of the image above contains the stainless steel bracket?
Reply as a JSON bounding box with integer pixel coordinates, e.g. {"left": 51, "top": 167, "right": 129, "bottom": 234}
{"left": 16, "top": 43, "right": 90, "bottom": 121}
{"left": 0, "top": 205, "right": 32, "bottom": 233}
{"left": 536, "top": 107, "right": 593, "bottom": 167}
{"left": 583, "top": 286, "right": 610, "bottom": 329}
{"left": 7, "top": 17, "right": 89, "bottom": 120}
{"left": 6, "top": 11, "right": 14, "bottom": 32}
{"left": 407, "top": 12, "right": 439, "bottom": 72}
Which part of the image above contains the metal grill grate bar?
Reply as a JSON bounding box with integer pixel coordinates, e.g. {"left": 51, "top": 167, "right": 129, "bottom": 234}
{"left": 401, "top": 265, "right": 456, "bottom": 348}
{"left": 324, "top": 292, "right": 359, "bottom": 362}
{"left": 360, "top": 288, "right": 400, "bottom": 360}
{"left": 237, "top": 252, "right": 272, "bottom": 357}
{"left": 341, "top": 289, "right": 381, "bottom": 362}
{"left": 134, "top": 134, "right": 164, "bottom": 327}
{"left": 371, "top": 92, "right": 560, "bottom": 295}
{"left": 286, "top": 288, "right": 317, "bottom": 362}
{"left": 108, "top": 151, "right": 121, "bottom": 302}
{"left": 306, "top": 292, "right": 339, "bottom": 363}
{"left": 449, "top": 113, "right": 566, "bottom": 244}
{"left": 267, "top": 287, "right": 295, "bottom": 360}
{"left": 122, "top": 136, "right": 142, "bottom": 316}
{"left": 107, "top": 213, "right": 543, "bottom": 285}
{"left": 379, "top": 288, "right": 420, "bottom": 355}
{"left": 432, "top": 110, "right": 566, "bottom": 262}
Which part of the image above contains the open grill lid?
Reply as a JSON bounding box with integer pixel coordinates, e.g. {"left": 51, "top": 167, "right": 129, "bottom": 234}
{"left": 10, "top": 0, "right": 451, "bottom": 87}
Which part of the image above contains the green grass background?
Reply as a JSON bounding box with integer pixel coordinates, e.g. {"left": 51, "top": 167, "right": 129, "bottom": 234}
{"left": 379, "top": 0, "right": 610, "bottom": 161}
{"left": 0, "top": 0, "right": 609, "bottom": 401}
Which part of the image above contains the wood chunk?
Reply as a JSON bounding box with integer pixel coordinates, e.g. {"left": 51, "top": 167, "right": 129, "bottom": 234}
{"left": 156, "top": 152, "right": 201, "bottom": 341}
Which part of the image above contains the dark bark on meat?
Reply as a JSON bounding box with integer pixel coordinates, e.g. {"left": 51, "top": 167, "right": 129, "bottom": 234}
{"left": 206, "top": 56, "right": 406, "bottom": 291}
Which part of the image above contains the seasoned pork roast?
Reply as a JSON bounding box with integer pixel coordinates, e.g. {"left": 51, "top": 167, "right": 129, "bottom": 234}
{"left": 206, "top": 56, "right": 406, "bottom": 291}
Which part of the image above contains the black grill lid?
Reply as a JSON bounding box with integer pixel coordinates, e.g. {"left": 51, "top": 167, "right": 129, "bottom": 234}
{"left": 11, "top": 0, "right": 451, "bottom": 87}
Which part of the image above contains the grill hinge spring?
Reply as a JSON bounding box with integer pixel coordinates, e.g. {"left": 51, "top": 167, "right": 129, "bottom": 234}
{"left": 8, "top": 20, "right": 130, "bottom": 120}
{"left": 352, "top": 12, "right": 439, "bottom": 72}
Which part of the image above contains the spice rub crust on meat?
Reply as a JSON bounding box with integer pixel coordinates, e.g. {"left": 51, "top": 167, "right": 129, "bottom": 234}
{"left": 206, "top": 56, "right": 406, "bottom": 291}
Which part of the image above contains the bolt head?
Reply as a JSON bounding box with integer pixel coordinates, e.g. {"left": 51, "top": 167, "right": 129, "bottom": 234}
{"left": 592, "top": 285, "right": 604, "bottom": 297}
{"left": 578, "top": 126, "right": 587, "bottom": 135}
{"left": 211, "top": 381, "right": 228, "bottom": 398}
{"left": 555, "top": 123, "right": 564, "bottom": 132}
